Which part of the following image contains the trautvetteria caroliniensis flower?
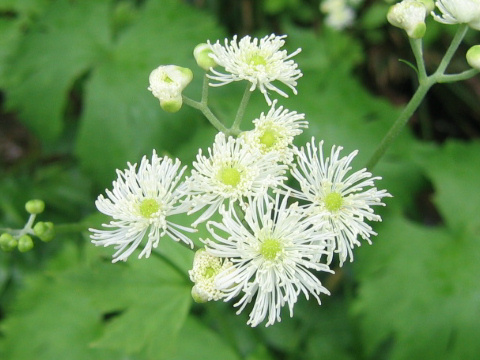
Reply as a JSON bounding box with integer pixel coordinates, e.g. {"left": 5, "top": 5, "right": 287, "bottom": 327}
{"left": 241, "top": 100, "right": 308, "bottom": 164}
{"left": 207, "top": 34, "right": 302, "bottom": 105}
{"left": 432, "top": 0, "right": 480, "bottom": 29}
{"left": 205, "top": 194, "right": 333, "bottom": 327}
{"left": 90, "top": 151, "right": 195, "bottom": 262}
{"left": 288, "top": 139, "right": 391, "bottom": 266}
{"left": 182, "top": 132, "right": 288, "bottom": 227}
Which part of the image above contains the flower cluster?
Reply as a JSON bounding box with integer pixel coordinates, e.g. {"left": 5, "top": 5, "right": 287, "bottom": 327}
{"left": 91, "top": 33, "right": 391, "bottom": 327}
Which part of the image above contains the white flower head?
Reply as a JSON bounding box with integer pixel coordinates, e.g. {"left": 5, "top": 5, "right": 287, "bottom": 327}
{"left": 183, "top": 132, "right": 288, "bottom": 227}
{"left": 288, "top": 139, "right": 391, "bottom": 266}
{"left": 148, "top": 65, "right": 193, "bottom": 112}
{"left": 242, "top": 100, "right": 308, "bottom": 164}
{"left": 387, "top": 0, "right": 428, "bottom": 38}
{"left": 90, "top": 151, "right": 196, "bottom": 262}
{"left": 189, "top": 249, "right": 232, "bottom": 303}
{"left": 321, "top": 0, "right": 356, "bottom": 30}
{"left": 432, "top": 0, "right": 480, "bottom": 29}
{"left": 207, "top": 34, "right": 303, "bottom": 105}
{"left": 205, "top": 194, "right": 333, "bottom": 327}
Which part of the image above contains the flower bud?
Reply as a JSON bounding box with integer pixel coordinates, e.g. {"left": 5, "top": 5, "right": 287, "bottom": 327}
{"left": 33, "top": 221, "right": 55, "bottom": 242}
{"left": 0, "top": 233, "right": 17, "bottom": 252}
{"left": 18, "top": 235, "right": 34, "bottom": 252}
{"left": 466, "top": 45, "right": 480, "bottom": 70}
{"left": 148, "top": 65, "right": 193, "bottom": 112}
{"left": 387, "top": 0, "right": 427, "bottom": 39}
{"left": 25, "top": 199, "right": 45, "bottom": 214}
{"left": 188, "top": 248, "right": 232, "bottom": 302}
{"left": 191, "top": 285, "right": 209, "bottom": 303}
{"left": 193, "top": 43, "right": 217, "bottom": 70}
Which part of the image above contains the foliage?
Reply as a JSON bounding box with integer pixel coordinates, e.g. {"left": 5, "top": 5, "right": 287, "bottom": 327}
{"left": 1, "top": 0, "right": 479, "bottom": 359}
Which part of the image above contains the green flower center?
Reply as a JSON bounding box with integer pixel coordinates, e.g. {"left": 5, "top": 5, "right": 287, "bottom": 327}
{"left": 218, "top": 166, "right": 241, "bottom": 187}
{"left": 260, "top": 238, "right": 283, "bottom": 261}
{"left": 162, "top": 74, "right": 174, "bottom": 83}
{"left": 324, "top": 192, "right": 343, "bottom": 213}
{"left": 248, "top": 53, "right": 267, "bottom": 67}
{"left": 259, "top": 129, "right": 277, "bottom": 149}
{"left": 203, "top": 266, "right": 216, "bottom": 278}
{"left": 139, "top": 198, "right": 160, "bottom": 218}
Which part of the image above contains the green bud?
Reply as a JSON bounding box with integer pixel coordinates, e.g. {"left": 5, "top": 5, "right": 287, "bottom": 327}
{"left": 0, "top": 233, "right": 17, "bottom": 252}
{"left": 191, "top": 285, "right": 208, "bottom": 303}
{"left": 466, "top": 45, "right": 480, "bottom": 70}
{"left": 160, "top": 97, "right": 183, "bottom": 113}
{"left": 193, "top": 43, "right": 217, "bottom": 70}
{"left": 25, "top": 199, "right": 45, "bottom": 214}
{"left": 34, "top": 221, "right": 55, "bottom": 242}
{"left": 18, "top": 235, "right": 34, "bottom": 252}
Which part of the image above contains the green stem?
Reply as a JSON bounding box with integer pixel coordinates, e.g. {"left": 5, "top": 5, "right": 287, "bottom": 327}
{"left": 435, "top": 24, "right": 468, "bottom": 76}
{"left": 410, "top": 38, "right": 427, "bottom": 81}
{"left": 200, "top": 74, "right": 210, "bottom": 105}
{"left": 366, "top": 79, "right": 434, "bottom": 170}
{"left": 365, "top": 25, "right": 472, "bottom": 171}
{"left": 438, "top": 68, "right": 479, "bottom": 83}
{"left": 230, "top": 84, "right": 252, "bottom": 136}
{"left": 182, "top": 95, "right": 229, "bottom": 133}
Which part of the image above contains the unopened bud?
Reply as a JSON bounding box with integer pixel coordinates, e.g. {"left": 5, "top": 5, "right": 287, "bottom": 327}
{"left": 0, "top": 233, "right": 17, "bottom": 252}
{"left": 160, "top": 96, "right": 183, "bottom": 113}
{"left": 18, "top": 235, "right": 34, "bottom": 252}
{"left": 25, "top": 199, "right": 45, "bottom": 214}
{"left": 148, "top": 65, "right": 193, "bottom": 113}
{"left": 387, "top": 0, "right": 427, "bottom": 39}
{"left": 193, "top": 43, "right": 217, "bottom": 70}
{"left": 33, "top": 221, "right": 55, "bottom": 242}
{"left": 466, "top": 45, "right": 480, "bottom": 70}
{"left": 191, "top": 285, "right": 209, "bottom": 303}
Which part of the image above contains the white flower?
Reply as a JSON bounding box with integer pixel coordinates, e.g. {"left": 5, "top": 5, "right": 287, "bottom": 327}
{"left": 148, "top": 65, "right": 193, "bottom": 112}
{"left": 432, "top": 0, "right": 480, "bottom": 29}
{"left": 183, "top": 132, "right": 288, "bottom": 227}
{"left": 189, "top": 249, "right": 232, "bottom": 303}
{"left": 241, "top": 100, "right": 308, "bottom": 164}
{"left": 387, "top": 0, "right": 428, "bottom": 39}
{"left": 205, "top": 194, "right": 333, "bottom": 327}
{"left": 90, "top": 151, "right": 196, "bottom": 262}
{"left": 207, "top": 34, "right": 302, "bottom": 105}
{"left": 288, "top": 139, "right": 391, "bottom": 266}
{"left": 321, "top": 0, "right": 356, "bottom": 30}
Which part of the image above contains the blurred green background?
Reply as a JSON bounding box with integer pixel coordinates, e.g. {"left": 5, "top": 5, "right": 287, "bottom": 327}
{"left": 1, "top": 0, "right": 479, "bottom": 359}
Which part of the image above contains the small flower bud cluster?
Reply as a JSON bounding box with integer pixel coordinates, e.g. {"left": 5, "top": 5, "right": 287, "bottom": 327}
{"left": 0, "top": 199, "right": 55, "bottom": 253}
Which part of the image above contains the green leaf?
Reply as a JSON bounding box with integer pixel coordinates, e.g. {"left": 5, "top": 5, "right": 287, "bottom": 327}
{"left": 170, "top": 317, "right": 241, "bottom": 360}
{"left": 2, "top": 0, "right": 111, "bottom": 142}
{"left": 0, "top": 243, "right": 193, "bottom": 360}
{"left": 414, "top": 140, "right": 480, "bottom": 232}
{"left": 75, "top": 0, "right": 222, "bottom": 187}
{"left": 353, "top": 215, "right": 480, "bottom": 360}
{"left": 0, "top": 245, "right": 120, "bottom": 360}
